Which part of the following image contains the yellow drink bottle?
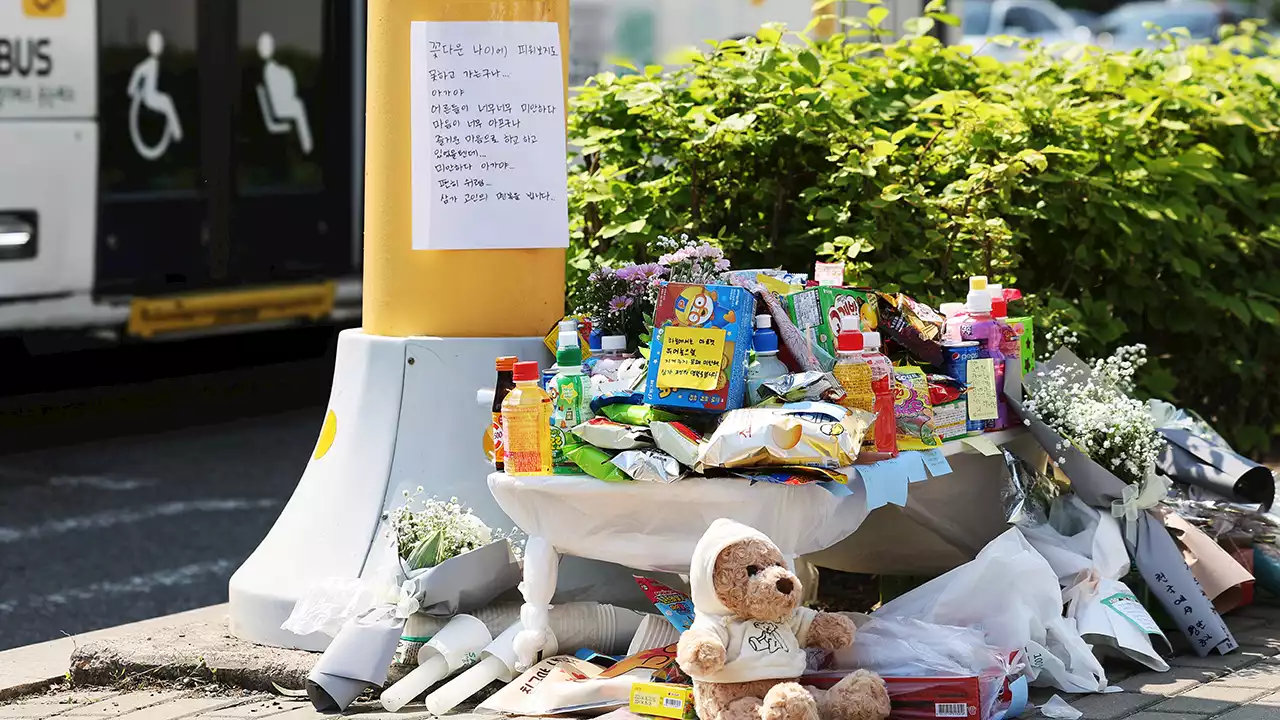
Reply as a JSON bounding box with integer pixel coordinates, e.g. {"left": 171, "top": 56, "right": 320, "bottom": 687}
{"left": 502, "top": 361, "right": 553, "bottom": 475}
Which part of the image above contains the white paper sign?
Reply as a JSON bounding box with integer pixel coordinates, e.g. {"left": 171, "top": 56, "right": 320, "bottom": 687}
{"left": 409, "top": 21, "right": 570, "bottom": 250}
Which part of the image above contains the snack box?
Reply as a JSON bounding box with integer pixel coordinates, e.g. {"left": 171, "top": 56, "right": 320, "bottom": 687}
{"left": 629, "top": 681, "right": 695, "bottom": 720}
{"left": 785, "top": 287, "right": 879, "bottom": 357}
{"left": 644, "top": 282, "right": 755, "bottom": 413}
{"left": 1007, "top": 316, "right": 1035, "bottom": 377}
{"left": 805, "top": 672, "right": 1014, "bottom": 720}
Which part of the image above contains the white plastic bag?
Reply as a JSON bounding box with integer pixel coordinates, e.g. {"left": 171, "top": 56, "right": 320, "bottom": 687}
{"left": 875, "top": 528, "right": 1107, "bottom": 694}
{"left": 1021, "top": 496, "right": 1170, "bottom": 671}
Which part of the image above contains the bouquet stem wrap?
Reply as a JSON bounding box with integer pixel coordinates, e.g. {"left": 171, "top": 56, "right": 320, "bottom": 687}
{"left": 1008, "top": 349, "right": 1237, "bottom": 657}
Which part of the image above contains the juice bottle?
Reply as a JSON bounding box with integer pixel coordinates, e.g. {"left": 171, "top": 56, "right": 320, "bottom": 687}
{"left": 939, "top": 302, "right": 966, "bottom": 342}
{"left": 488, "top": 356, "right": 517, "bottom": 471}
{"left": 860, "top": 332, "right": 898, "bottom": 455}
{"left": 502, "top": 361, "right": 553, "bottom": 476}
{"left": 591, "top": 335, "right": 631, "bottom": 381}
{"left": 958, "top": 284, "right": 1008, "bottom": 432}
{"left": 833, "top": 332, "right": 895, "bottom": 454}
{"left": 746, "top": 314, "right": 789, "bottom": 405}
{"left": 551, "top": 327, "right": 593, "bottom": 473}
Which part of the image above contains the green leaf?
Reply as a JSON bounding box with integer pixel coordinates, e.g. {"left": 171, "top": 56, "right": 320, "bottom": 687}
{"left": 406, "top": 529, "right": 446, "bottom": 570}
{"left": 867, "top": 6, "right": 890, "bottom": 27}
{"left": 1248, "top": 299, "right": 1279, "bottom": 324}
{"left": 624, "top": 218, "right": 647, "bottom": 233}
{"left": 929, "top": 12, "right": 961, "bottom": 26}
{"left": 904, "top": 16, "right": 936, "bottom": 34}
{"left": 798, "top": 51, "right": 821, "bottom": 79}
{"left": 868, "top": 140, "right": 897, "bottom": 158}
{"left": 1166, "top": 65, "right": 1193, "bottom": 83}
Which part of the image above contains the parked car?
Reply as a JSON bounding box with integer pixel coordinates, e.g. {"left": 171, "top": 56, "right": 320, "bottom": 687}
{"left": 962, "top": 0, "right": 1093, "bottom": 58}
{"left": 1094, "top": 1, "right": 1251, "bottom": 50}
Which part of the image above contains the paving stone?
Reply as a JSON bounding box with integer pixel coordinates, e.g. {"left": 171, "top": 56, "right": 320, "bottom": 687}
{"left": 111, "top": 699, "right": 243, "bottom": 720}
{"left": 1149, "top": 683, "right": 1270, "bottom": 714}
{"left": 197, "top": 698, "right": 293, "bottom": 718}
{"left": 1058, "top": 692, "right": 1161, "bottom": 719}
{"left": 1119, "top": 666, "right": 1217, "bottom": 696}
{"left": 1216, "top": 662, "right": 1280, "bottom": 689}
{"left": 1169, "top": 650, "right": 1271, "bottom": 672}
{"left": 1231, "top": 629, "right": 1280, "bottom": 653}
{"left": 1227, "top": 617, "right": 1269, "bottom": 633}
{"left": 1125, "top": 713, "right": 1215, "bottom": 720}
{"left": 200, "top": 709, "right": 324, "bottom": 720}
{"left": 1215, "top": 707, "right": 1280, "bottom": 720}
{"left": 0, "top": 693, "right": 120, "bottom": 719}
{"left": 61, "top": 691, "right": 186, "bottom": 716}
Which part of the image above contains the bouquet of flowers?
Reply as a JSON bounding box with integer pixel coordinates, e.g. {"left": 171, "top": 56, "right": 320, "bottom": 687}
{"left": 654, "top": 233, "right": 731, "bottom": 286}
{"left": 390, "top": 489, "right": 524, "bottom": 570}
{"left": 574, "top": 263, "right": 665, "bottom": 340}
{"left": 1021, "top": 344, "right": 1165, "bottom": 486}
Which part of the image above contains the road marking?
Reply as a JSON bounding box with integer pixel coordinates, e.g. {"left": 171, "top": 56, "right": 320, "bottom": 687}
{"left": 0, "top": 559, "right": 238, "bottom": 612}
{"left": 48, "top": 475, "right": 158, "bottom": 491}
{"left": 0, "top": 498, "right": 280, "bottom": 543}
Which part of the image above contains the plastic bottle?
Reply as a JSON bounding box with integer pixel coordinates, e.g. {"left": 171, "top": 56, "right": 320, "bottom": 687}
{"left": 832, "top": 332, "right": 895, "bottom": 454}
{"left": 958, "top": 287, "right": 1008, "bottom": 432}
{"left": 488, "top": 356, "right": 518, "bottom": 471}
{"left": 591, "top": 335, "right": 631, "bottom": 382}
{"left": 939, "top": 302, "right": 967, "bottom": 342}
{"left": 746, "top": 314, "right": 789, "bottom": 405}
{"left": 989, "top": 286, "right": 1022, "bottom": 379}
{"left": 551, "top": 342, "right": 593, "bottom": 473}
{"left": 502, "top": 361, "right": 553, "bottom": 476}
{"left": 860, "top": 331, "right": 898, "bottom": 455}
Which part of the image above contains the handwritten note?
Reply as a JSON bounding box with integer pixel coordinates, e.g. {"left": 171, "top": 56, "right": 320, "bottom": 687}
{"left": 657, "top": 326, "right": 726, "bottom": 390}
{"left": 410, "top": 21, "right": 569, "bottom": 250}
{"left": 966, "top": 358, "right": 999, "bottom": 421}
{"left": 897, "top": 452, "right": 929, "bottom": 482}
{"left": 962, "top": 436, "right": 1002, "bottom": 457}
{"left": 920, "top": 449, "right": 953, "bottom": 477}
{"left": 815, "top": 262, "right": 845, "bottom": 287}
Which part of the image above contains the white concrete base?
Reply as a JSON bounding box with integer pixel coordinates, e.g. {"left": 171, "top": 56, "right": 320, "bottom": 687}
{"left": 229, "top": 329, "right": 660, "bottom": 651}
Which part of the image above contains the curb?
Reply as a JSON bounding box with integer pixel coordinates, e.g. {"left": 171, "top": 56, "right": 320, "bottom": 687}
{"left": 0, "top": 605, "right": 232, "bottom": 701}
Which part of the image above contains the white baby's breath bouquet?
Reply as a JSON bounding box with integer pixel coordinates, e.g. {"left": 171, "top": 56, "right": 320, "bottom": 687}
{"left": 390, "top": 488, "right": 524, "bottom": 571}
{"left": 1022, "top": 342, "right": 1166, "bottom": 486}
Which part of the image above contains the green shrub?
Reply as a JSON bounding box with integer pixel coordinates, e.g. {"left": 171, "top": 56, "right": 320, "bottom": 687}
{"left": 566, "top": 17, "right": 1280, "bottom": 454}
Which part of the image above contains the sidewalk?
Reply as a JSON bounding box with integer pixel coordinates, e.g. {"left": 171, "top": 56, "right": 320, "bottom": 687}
{"left": 5, "top": 602, "right": 1280, "bottom": 720}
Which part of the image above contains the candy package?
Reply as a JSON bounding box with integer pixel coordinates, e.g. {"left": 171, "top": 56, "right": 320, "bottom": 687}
{"left": 633, "top": 576, "right": 695, "bottom": 633}
{"left": 893, "top": 365, "right": 943, "bottom": 451}
{"left": 612, "top": 449, "right": 684, "bottom": 484}
{"left": 650, "top": 421, "right": 707, "bottom": 468}
{"left": 877, "top": 293, "right": 945, "bottom": 367}
{"left": 731, "top": 465, "right": 849, "bottom": 486}
{"left": 573, "top": 417, "right": 654, "bottom": 450}
{"left": 600, "top": 403, "right": 681, "bottom": 427}
{"left": 926, "top": 374, "right": 966, "bottom": 406}
{"left": 565, "top": 442, "right": 630, "bottom": 482}
{"left": 700, "top": 402, "right": 873, "bottom": 470}
{"left": 759, "top": 372, "right": 846, "bottom": 404}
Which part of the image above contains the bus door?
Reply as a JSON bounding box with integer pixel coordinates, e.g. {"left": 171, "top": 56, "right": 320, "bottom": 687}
{"left": 96, "top": 0, "right": 356, "bottom": 301}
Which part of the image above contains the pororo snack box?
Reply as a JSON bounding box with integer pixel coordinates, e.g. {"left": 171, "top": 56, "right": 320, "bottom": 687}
{"left": 644, "top": 282, "right": 756, "bottom": 413}
{"left": 785, "top": 286, "right": 878, "bottom": 358}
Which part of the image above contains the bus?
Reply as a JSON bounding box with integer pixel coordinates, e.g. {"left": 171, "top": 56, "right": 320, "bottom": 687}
{"left": 0, "top": 0, "right": 891, "bottom": 346}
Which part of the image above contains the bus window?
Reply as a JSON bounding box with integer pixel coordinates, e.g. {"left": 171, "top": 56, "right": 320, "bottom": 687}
{"left": 236, "top": 0, "right": 324, "bottom": 193}
{"left": 99, "top": 0, "right": 200, "bottom": 194}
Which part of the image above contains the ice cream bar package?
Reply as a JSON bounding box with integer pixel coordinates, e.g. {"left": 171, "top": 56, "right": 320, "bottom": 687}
{"left": 633, "top": 576, "right": 694, "bottom": 633}
{"left": 573, "top": 417, "right": 653, "bottom": 450}
{"left": 611, "top": 449, "right": 684, "bottom": 484}
{"left": 565, "top": 442, "right": 630, "bottom": 482}
{"left": 893, "top": 365, "right": 943, "bottom": 451}
{"left": 700, "top": 402, "right": 872, "bottom": 470}
{"left": 649, "top": 421, "right": 706, "bottom": 468}
{"left": 599, "top": 403, "right": 681, "bottom": 427}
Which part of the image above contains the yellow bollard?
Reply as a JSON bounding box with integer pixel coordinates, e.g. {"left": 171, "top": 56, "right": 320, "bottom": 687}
{"left": 363, "top": 0, "right": 570, "bottom": 338}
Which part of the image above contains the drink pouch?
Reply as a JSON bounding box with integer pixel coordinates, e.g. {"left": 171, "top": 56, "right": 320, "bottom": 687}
{"left": 600, "top": 403, "right": 681, "bottom": 427}
{"left": 700, "top": 402, "right": 872, "bottom": 470}
{"left": 650, "top": 421, "right": 707, "bottom": 468}
{"left": 759, "top": 372, "right": 845, "bottom": 404}
{"left": 876, "top": 292, "right": 946, "bottom": 368}
{"left": 573, "top": 417, "right": 654, "bottom": 450}
{"left": 611, "top": 449, "right": 684, "bottom": 484}
{"left": 564, "top": 441, "right": 630, "bottom": 482}
{"left": 893, "top": 365, "right": 943, "bottom": 451}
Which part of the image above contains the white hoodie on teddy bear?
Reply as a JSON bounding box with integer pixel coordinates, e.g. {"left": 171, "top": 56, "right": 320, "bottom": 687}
{"left": 686, "top": 518, "right": 816, "bottom": 684}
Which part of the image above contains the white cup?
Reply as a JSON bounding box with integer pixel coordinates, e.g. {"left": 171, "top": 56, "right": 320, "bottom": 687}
{"left": 379, "top": 614, "right": 492, "bottom": 712}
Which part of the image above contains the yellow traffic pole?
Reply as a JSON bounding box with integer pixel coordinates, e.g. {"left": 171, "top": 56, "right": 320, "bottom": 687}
{"left": 363, "top": 0, "right": 570, "bottom": 338}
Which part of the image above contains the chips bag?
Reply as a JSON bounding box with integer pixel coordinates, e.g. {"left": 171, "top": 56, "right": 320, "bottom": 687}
{"left": 893, "top": 365, "right": 943, "bottom": 451}
{"left": 700, "top": 402, "right": 873, "bottom": 470}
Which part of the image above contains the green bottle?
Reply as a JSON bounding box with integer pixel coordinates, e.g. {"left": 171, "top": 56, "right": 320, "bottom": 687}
{"left": 550, "top": 341, "right": 594, "bottom": 474}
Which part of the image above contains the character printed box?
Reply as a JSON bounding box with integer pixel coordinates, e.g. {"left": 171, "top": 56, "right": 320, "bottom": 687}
{"left": 785, "top": 287, "right": 878, "bottom": 358}
{"left": 644, "top": 282, "right": 755, "bottom": 413}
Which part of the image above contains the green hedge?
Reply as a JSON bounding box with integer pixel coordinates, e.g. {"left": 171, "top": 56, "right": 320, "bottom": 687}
{"left": 565, "top": 18, "right": 1280, "bottom": 454}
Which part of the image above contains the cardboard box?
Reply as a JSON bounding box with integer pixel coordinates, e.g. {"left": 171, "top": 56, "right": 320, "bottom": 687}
{"left": 644, "top": 282, "right": 755, "bottom": 413}
{"left": 629, "top": 681, "right": 695, "bottom": 720}
{"left": 785, "top": 287, "right": 879, "bottom": 358}
{"left": 805, "top": 672, "right": 992, "bottom": 719}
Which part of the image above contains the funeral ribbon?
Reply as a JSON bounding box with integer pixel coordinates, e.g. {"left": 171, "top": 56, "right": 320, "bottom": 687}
{"left": 1111, "top": 475, "right": 1174, "bottom": 546}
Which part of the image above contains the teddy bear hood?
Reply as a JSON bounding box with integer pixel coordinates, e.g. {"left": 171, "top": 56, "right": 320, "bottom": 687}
{"left": 690, "top": 518, "right": 775, "bottom": 618}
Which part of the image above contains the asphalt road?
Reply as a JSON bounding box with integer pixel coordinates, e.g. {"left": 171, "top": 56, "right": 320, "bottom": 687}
{"left": 0, "top": 327, "right": 343, "bottom": 651}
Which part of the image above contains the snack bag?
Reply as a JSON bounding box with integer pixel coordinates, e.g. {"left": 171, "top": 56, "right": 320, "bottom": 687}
{"left": 634, "top": 576, "right": 695, "bottom": 632}
{"left": 573, "top": 417, "right": 653, "bottom": 450}
{"left": 565, "top": 441, "right": 630, "bottom": 482}
{"left": 894, "top": 365, "right": 943, "bottom": 451}
{"left": 650, "top": 421, "right": 707, "bottom": 468}
{"left": 759, "top": 371, "right": 845, "bottom": 404}
{"left": 877, "top": 292, "right": 945, "bottom": 367}
{"left": 612, "top": 449, "right": 684, "bottom": 484}
{"left": 700, "top": 402, "right": 872, "bottom": 470}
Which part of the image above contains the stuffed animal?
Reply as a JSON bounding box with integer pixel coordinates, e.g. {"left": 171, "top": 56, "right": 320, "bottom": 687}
{"left": 676, "top": 519, "right": 891, "bottom": 720}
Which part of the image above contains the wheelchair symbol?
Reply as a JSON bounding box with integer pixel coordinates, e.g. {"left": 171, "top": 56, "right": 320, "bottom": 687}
{"left": 255, "top": 33, "right": 313, "bottom": 155}
{"left": 127, "top": 31, "right": 184, "bottom": 162}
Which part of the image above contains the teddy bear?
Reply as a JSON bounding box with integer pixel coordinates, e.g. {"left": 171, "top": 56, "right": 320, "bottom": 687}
{"left": 676, "top": 519, "right": 891, "bottom": 720}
